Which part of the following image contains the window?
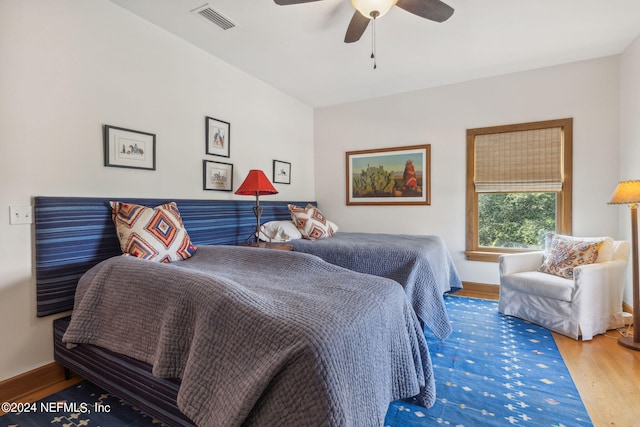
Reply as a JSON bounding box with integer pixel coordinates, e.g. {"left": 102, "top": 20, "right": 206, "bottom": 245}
{"left": 465, "top": 118, "right": 573, "bottom": 262}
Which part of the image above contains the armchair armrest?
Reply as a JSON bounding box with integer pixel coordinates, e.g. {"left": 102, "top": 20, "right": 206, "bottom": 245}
{"left": 572, "top": 259, "right": 629, "bottom": 338}
{"left": 573, "top": 259, "right": 628, "bottom": 299}
{"left": 499, "top": 251, "right": 544, "bottom": 277}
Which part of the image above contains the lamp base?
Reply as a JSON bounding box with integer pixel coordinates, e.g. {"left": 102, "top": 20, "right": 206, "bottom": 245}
{"left": 618, "top": 336, "right": 640, "bottom": 351}
{"left": 243, "top": 233, "right": 259, "bottom": 245}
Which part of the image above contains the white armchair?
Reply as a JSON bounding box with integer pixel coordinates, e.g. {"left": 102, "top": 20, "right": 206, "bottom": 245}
{"left": 498, "top": 239, "right": 630, "bottom": 340}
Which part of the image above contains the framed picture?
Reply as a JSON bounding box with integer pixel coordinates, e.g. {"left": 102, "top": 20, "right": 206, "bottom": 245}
{"left": 206, "top": 116, "right": 230, "bottom": 158}
{"left": 346, "top": 144, "right": 431, "bottom": 206}
{"left": 203, "top": 160, "right": 233, "bottom": 191}
{"left": 103, "top": 125, "right": 156, "bottom": 170}
{"left": 273, "top": 160, "right": 291, "bottom": 184}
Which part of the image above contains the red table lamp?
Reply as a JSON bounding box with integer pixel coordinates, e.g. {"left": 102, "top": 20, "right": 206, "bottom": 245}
{"left": 235, "top": 169, "right": 279, "bottom": 243}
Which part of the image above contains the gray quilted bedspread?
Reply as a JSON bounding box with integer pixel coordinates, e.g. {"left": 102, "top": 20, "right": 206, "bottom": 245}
{"left": 292, "top": 233, "right": 462, "bottom": 339}
{"left": 63, "top": 246, "right": 435, "bottom": 427}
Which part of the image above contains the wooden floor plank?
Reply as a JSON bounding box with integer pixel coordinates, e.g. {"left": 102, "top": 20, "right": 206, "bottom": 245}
{"left": 0, "top": 376, "right": 83, "bottom": 416}
{"left": 554, "top": 331, "right": 638, "bottom": 426}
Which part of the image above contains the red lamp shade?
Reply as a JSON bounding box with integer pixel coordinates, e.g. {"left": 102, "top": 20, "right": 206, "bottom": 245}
{"left": 235, "top": 170, "right": 278, "bottom": 196}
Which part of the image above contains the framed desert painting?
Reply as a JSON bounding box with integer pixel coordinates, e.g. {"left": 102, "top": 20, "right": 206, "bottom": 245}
{"left": 346, "top": 144, "right": 431, "bottom": 206}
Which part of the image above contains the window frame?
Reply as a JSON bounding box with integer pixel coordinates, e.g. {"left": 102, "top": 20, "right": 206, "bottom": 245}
{"left": 465, "top": 118, "right": 573, "bottom": 262}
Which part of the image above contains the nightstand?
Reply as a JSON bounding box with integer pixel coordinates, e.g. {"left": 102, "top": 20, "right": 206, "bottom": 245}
{"left": 239, "top": 242, "right": 294, "bottom": 251}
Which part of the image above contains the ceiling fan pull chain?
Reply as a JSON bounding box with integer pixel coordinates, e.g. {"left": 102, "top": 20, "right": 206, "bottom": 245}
{"left": 371, "top": 15, "right": 377, "bottom": 69}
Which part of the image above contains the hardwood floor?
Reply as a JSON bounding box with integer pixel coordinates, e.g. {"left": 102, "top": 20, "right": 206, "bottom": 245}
{"left": 5, "top": 296, "right": 640, "bottom": 426}
{"left": 554, "top": 329, "right": 640, "bottom": 426}
{"left": 0, "top": 375, "right": 83, "bottom": 416}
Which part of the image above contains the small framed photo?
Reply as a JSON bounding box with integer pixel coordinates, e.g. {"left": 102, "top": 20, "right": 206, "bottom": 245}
{"left": 104, "top": 125, "right": 156, "bottom": 170}
{"left": 203, "top": 160, "right": 233, "bottom": 191}
{"left": 206, "top": 116, "right": 230, "bottom": 158}
{"left": 273, "top": 160, "right": 291, "bottom": 184}
{"left": 346, "top": 144, "right": 431, "bottom": 206}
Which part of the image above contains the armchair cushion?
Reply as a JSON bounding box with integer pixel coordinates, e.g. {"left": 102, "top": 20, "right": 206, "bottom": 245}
{"left": 538, "top": 234, "right": 609, "bottom": 279}
{"left": 501, "top": 271, "right": 574, "bottom": 302}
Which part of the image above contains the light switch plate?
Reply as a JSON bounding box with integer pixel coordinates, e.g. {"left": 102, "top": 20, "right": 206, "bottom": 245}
{"left": 10, "top": 205, "right": 33, "bottom": 225}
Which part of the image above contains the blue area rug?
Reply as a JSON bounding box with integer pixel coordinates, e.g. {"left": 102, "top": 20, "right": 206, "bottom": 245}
{"left": 386, "top": 295, "right": 592, "bottom": 426}
{"left": 1, "top": 296, "right": 591, "bottom": 426}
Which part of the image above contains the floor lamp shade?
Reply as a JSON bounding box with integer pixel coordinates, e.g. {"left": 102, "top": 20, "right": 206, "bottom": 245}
{"left": 609, "top": 180, "right": 640, "bottom": 351}
{"left": 235, "top": 170, "right": 278, "bottom": 243}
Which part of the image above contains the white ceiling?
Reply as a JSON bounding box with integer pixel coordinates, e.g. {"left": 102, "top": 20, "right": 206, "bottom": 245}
{"left": 109, "top": 0, "right": 640, "bottom": 107}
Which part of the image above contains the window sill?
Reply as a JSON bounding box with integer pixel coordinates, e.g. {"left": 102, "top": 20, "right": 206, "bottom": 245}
{"left": 464, "top": 251, "right": 501, "bottom": 262}
{"left": 464, "top": 249, "right": 537, "bottom": 263}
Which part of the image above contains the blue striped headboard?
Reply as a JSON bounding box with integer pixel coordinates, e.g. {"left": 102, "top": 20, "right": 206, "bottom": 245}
{"left": 35, "top": 196, "right": 315, "bottom": 317}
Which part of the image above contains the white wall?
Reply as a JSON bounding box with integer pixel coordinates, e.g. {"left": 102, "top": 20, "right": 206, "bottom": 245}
{"left": 314, "top": 56, "right": 622, "bottom": 285}
{"left": 0, "top": 0, "right": 314, "bottom": 381}
{"left": 618, "top": 34, "right": 640, "bottom": 303}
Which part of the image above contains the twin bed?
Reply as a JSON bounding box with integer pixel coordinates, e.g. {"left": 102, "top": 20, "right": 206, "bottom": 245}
{"left": 292, "top": 232, "right": 461, "bottom": 340}
{"left": 36, "top": 196, "right": 462, "bottom": 426}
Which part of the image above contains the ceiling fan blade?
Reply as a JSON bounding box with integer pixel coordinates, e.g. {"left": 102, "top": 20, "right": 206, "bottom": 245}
{"left": 344, "top": 11, "right": 370, "bottom": 43}
{"left": 274, "top": 0, "right": 322, "bottom": 5}
{"left": 396, "top": 0, "right": 454, "bottom": 22}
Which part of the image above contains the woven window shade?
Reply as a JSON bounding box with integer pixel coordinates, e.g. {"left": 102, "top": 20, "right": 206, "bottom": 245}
{"left": 474, "top": 127, "right": 563, "bottom": 193}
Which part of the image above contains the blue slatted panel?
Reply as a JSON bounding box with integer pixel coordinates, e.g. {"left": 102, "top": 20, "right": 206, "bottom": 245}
{"left": 35, "top": 197, "right": 315, "bottom": 317}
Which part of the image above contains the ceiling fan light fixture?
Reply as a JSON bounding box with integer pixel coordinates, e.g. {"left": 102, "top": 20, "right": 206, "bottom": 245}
{"left": 350, "top": 0, "right": 398, "bottom": 19}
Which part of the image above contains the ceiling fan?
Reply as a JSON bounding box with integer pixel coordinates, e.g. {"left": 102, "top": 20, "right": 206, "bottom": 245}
{"left": 274, "top": 0, "right": 454, "bottom": 43}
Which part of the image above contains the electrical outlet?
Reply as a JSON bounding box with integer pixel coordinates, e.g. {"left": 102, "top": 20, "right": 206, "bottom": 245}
{"left": 9, "top": 205, "right": 33, "bottom": 225}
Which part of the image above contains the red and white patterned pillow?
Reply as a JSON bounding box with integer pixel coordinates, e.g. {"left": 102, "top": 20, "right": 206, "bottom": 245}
{"left": 288, "top": 204, "right": 335, "bottom": 240}
{"left": 538, "top": 234, "right": 603, "bottom": 279}
{"left": 110, "top": 201, "right": 197, "bottom": 263}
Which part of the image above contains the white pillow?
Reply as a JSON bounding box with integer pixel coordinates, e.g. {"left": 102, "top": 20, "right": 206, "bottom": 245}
{"left": 259, "top": 220, "right": 303, "bottom": 242}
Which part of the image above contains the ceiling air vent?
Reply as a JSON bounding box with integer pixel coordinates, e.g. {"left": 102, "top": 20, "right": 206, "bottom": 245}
{"left": 191, "top": 4, "right": 236, "bottom": 30}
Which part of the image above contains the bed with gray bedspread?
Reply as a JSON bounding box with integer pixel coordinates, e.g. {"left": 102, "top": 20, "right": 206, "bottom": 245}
{"left": 63, "top": 245, "right": 435, "bottom": 427}
{"left": 292, "top": 232, "right": 462, "bottom": 340}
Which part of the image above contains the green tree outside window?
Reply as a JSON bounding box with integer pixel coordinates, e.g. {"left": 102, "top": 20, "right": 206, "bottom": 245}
{"left": 478, "top": 192, "right": 556, "bottom": 249}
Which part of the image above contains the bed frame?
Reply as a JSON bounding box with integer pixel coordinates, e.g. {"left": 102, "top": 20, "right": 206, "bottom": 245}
{"left": 36, "top": 196, "right": 314, "bottom": 426}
